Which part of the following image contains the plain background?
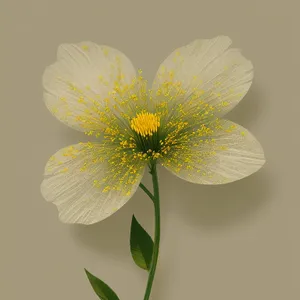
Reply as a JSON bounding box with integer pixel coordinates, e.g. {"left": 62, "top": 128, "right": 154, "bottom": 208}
{"left": 0, "top": 0, "right": 299, "bottom": 299}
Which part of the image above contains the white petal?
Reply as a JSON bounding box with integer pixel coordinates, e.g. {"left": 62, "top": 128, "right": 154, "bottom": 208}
{"left": 152, "top": 36, "right": 253, "bottom": 117}
{"left": 41, "top": 143, "right": 145, "bottom": 224}
{"left": 43, "top": 42, "right": 136, "bottom": 132}
{"left": 161, "top": 120, "right": 265, "bottom": 184}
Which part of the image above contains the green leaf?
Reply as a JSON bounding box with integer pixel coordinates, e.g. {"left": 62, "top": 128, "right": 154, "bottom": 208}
{"left": 84, "top": 269, "right": 120, "bottom": 300}
{"left": 130, "top": 215, "right": 154, "bottom": 271}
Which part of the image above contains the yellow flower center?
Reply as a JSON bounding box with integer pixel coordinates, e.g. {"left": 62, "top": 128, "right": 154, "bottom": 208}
{"left": 130, "top": 112, "right": 160, "bottom": 137}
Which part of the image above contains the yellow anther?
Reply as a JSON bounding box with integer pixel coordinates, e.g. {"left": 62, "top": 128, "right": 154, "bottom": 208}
{"left": 130, "top": 111, "right": 160, "bottom": 137}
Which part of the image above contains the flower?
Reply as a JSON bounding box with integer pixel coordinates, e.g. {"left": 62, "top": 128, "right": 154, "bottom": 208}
{"left": 41, "top": 36, "right": 265, "bottom": 225}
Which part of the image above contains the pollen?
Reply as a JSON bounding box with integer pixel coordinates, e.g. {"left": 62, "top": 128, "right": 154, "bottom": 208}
{"left": 130, "top": 111, "right": 160, "bottom": 137}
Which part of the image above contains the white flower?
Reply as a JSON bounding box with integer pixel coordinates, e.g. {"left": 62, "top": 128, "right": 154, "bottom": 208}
{"left": 41, "top": 36, "right": 265, "bottom": 225}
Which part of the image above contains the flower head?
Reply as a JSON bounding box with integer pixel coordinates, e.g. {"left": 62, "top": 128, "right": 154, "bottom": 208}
{"left": 41, "top": 36, "right": 265, "bottom": 225}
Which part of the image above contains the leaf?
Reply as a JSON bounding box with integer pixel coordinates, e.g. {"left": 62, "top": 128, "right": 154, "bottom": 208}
{"left": 84, "top": 269, "right": 120, "bottom": 300}
{"left": 130, "top": 215, "right": 154, "bottom": 271}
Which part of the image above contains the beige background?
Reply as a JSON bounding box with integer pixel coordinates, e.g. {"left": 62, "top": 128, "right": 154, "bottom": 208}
{"left": 0, "top": 0, "right": 299, "bottom": 299}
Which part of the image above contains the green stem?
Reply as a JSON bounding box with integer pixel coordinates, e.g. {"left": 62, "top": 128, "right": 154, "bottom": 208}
{"left": 143, "top": 163, "right": 160, "bottom": 300}
{"left": 139, "top": 182, "right": 155, "bottom": 202}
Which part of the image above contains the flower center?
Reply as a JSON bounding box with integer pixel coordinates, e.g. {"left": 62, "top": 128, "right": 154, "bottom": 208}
{"left": 130, "top": 112, "right": 160, "bottom": 137}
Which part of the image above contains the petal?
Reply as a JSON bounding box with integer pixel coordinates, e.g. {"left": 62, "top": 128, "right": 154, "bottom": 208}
{"left": 152, "top": 36, "right": 253, "bottom": 117}
{"left": 43, "top": 42, "right": 136, "bottom": 132}
{"left": 161, "top": 120, "right": 265, "bottom": 184}
{"left": 41, "top": 143, "right": 145, "bottom": 224}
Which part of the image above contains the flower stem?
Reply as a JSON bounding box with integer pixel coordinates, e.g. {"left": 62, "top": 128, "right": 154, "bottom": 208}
{"left": 143, "top": 162, "right": 160, "bottom": 300}
{"left": 139, "top": 182, "right": 155, "bottom": 202}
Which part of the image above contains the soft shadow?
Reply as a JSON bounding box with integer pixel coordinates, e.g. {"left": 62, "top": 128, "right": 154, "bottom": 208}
{"left": 226, "top": 85, "right": 266, "bottom": 127}
{"left": 161, "top": 167, "right": 271, "bottom": 231}
{"left": 70, "top": 211, "right": 131, "bottom": 260}
{"left": 58, "top": 124, "right": 91, "bottom": 144}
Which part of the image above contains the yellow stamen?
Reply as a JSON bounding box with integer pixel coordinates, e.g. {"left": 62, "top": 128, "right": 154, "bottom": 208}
{"left": 130, "top": 111, "right": 160, "bottom": 137}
